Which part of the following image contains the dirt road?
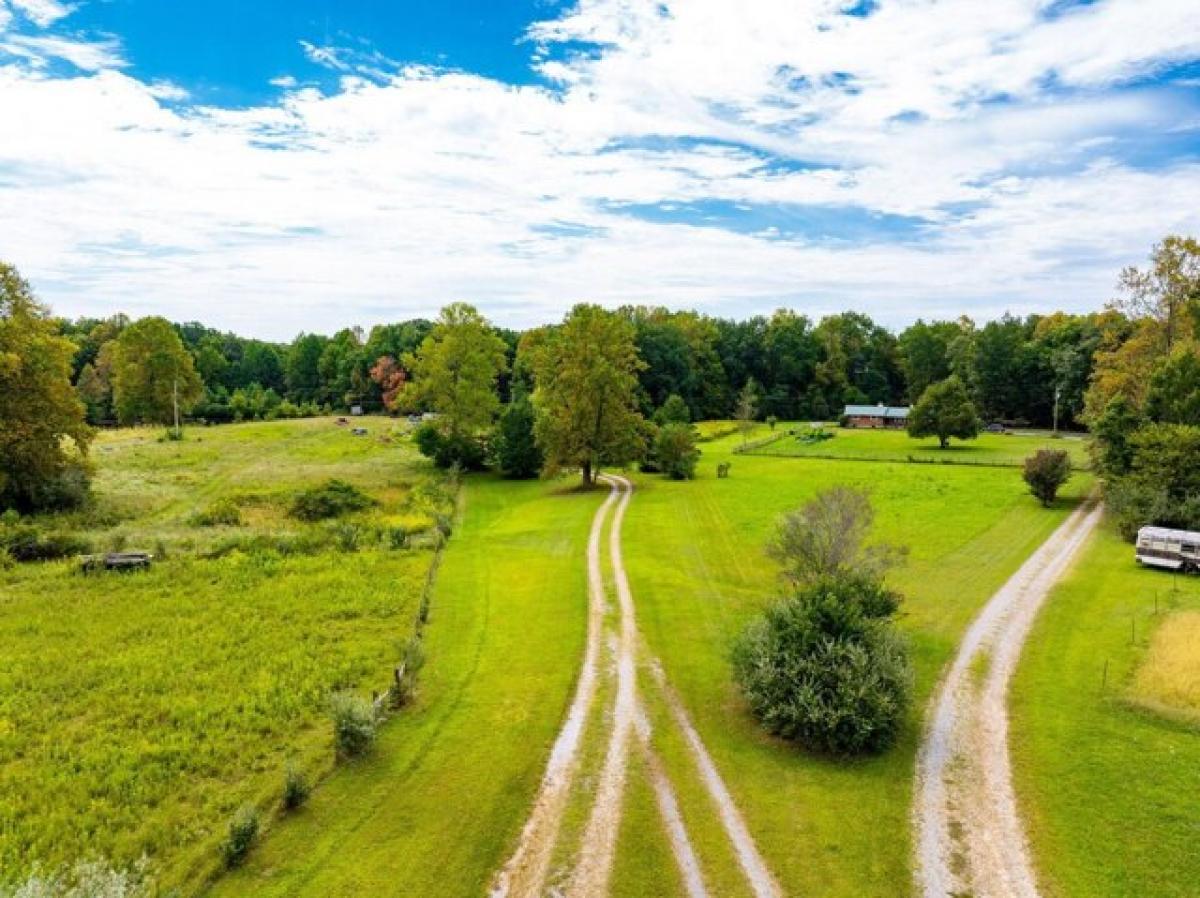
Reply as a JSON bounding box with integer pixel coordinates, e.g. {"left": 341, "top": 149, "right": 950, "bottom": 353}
{"left": 494, "top": 473, "right": 779, "bottom": 897}
{"left": 489, "top": 480, "right": 620, "bottom": 898}
{"left": 914, "top": 499, "right": 1103, "bottom": 898}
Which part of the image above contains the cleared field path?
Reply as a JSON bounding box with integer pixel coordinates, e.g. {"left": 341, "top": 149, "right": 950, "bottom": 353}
{"left": 914, "top": 498, "right": 1103, "bottom": 898}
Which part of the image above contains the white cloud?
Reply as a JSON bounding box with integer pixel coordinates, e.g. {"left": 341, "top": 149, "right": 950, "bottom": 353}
{"left": 7, "top": 0, "right": 72, "bottom": 27}
{"left": 0, "top": 32, "right": 124, "bottom": 69}
{"left": 0, "top": 0, "right": 1198, "bottom": 338}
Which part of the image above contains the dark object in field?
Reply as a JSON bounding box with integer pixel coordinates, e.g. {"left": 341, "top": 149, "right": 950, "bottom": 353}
{"left": 336, "top": 417, "right": 349, "bottom": 426}
{"left": 717, "top": 462, "right": 731, "bottom": 478}
{"left": 80, "top": 551, "right": 152, "bottom": 572}
{"left": 352, "top": 427, "right": 368, "bottom": 436}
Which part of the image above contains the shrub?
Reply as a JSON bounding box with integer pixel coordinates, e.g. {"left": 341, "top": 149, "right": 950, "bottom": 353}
{"left": 767, "top": 487, "right": 905, "bottom": 588}
{"left": 290, "top": 479, "right": 375, "bottom": 521}
{"left": 1022, "top": 449, "right": 1072, "bottom": 506}
{"left": 220, "top": 804, "right": 259, "bottom": 868}
{"left": 385, "top": 525, "right": 409, "bottom": 550}
{"left": 18, "top": 457, "right": 93, "bottom": 513}
{"left": 2, "top": 857, "right": 153, "bottom": 898}
{"left": 190, "top": 497, "right": 242, "bottom": 527}
{"left": 413, "top": 422, "right": 487, "bottom": 471}
{"left": 0, "top": 523, "right": 91, "bottom": 562}
{"left": 328, "top": 522, "right": 363, "bottom": 552}
{"left": 732, "top": 577, "right": 911, "bottom": 755}
{"left": 655, "top": 423, "right": 700, "bottom": 480}
{"left": 329, "top": 691, "right": 377, "bottom": 758}
{"left": 392, "top": 635, "right": 426, "bottom": 707}
{"left": 282, "top": 763, "right": 310, "bottom": 811}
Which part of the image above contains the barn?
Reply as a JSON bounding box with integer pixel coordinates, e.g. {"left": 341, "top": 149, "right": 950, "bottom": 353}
{"left": 843, "top": 404, "right": 910, "bottom": 429}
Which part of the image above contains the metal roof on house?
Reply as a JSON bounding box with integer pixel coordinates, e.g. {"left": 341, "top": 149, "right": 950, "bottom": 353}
{"left": 843, "top": 404, "right": 910, "bottom": 418}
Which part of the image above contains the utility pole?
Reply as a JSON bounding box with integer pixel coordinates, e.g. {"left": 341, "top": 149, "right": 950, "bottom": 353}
{"left": 1053, "top": 385, "right": 1061, "bottom": 437}
{"left": 173, "top": 376, "right": 181, "bottom": 438}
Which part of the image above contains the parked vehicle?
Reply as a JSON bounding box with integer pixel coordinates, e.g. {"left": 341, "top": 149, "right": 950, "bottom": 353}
{"left": 985, "top": 422, "right": 1006, "bottom": 433}
{"left": 1135, "top": 526, "right": 1200, "bottom": 572}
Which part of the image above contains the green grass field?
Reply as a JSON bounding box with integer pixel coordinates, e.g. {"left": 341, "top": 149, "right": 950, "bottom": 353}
{"left": 746, "top": 424, "right": 1091, "bottom": 468}
{"left": 208, "top": 475, "right": 600, "bottom": 897}
{"left": 11, "top": 415, "right": 1178, "bottom": 898}
{"left": 0, "top": 418, "right": 449, "bottom": 892}
{"left": 1011, "top": 521, "right": 1200, "bottom": 897}
{"left": 612, "top": 429, "right": 1095, "bottom": 896}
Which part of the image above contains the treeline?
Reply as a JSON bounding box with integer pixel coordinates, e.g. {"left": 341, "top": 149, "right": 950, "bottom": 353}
{"left": 60, "top": 301, "right": 1119, "bottom": 431}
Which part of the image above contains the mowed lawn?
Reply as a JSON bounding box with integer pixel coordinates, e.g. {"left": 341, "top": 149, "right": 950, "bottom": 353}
{"left": 0, "top": 418, "right": 448, "bottom": 892}
{"left": 613, "top": 429, "right": 1095, "bottom": 897}
{"left": 208, "top": 475, "right": 600, "bottom": 897}
{"left": 1011, "top": 521, "right": 1200, "bottom": 898}
{"left": 749, "top": 424, "right": 1090, "bottom": 468}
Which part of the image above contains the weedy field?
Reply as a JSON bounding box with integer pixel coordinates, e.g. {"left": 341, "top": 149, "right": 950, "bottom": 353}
{"left": 1011, "top": 522, "right": 1200, "bottom": 898}
{"left": 611, "top": 429, "right": 1096, "bottom": 896}
{"left": 209, "top": 475, "right": 599, "bottom": 897}
{"left": 745, "top": 424, "right": 1091, "bottom": 468}
{"left": 0, "top": 418, "right": 452, "bottom": 892}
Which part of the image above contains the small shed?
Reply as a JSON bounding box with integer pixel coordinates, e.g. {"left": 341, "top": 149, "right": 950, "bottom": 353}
{"left": 843, "top": 404, "right": 910, "bottom": 429}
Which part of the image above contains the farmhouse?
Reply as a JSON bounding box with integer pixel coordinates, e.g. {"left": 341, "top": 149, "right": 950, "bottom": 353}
{"left": 843, "top": 404, "right": 910, "bottom": 429}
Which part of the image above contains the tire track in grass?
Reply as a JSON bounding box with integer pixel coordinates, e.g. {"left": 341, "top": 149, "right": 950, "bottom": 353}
{"left": 634, "top": 703, "right": 709, "bottom": 898}
{"left": 566, "top": 476, "right": 638, "bottom": 897}
{"left": 914, "top": 499, "right": 1103, "bottom": 898}
{"left": 490, "top": 480, "right": 620, "bottom": 898}
{"left": 603, "top": 475, "right": 780, "bottom": 898}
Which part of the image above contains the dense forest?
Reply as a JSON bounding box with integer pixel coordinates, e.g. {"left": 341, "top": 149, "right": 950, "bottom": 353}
{"left": 61, "top": 298, "right": 1115, "bottom": 430}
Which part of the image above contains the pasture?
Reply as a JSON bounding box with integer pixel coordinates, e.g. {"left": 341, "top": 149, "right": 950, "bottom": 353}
{"left": 0, "top": 418, "right": 450, "bottom": 892}
{"left": 1011, "top": 522, "right": 1200, "bottom": 897}
{"left": 612, "top": 429, "right": 1095, "bottom": 896}
{"left": 746, "top": 424, "right": 1090, "bottom": 468}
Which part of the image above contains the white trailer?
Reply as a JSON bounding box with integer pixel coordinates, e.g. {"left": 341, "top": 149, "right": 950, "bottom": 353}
{"left": 1135, "top": 525, "right": 1200, "bottom": 572}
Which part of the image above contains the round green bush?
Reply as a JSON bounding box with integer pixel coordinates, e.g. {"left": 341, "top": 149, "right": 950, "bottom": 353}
{"left": 732, "top": 577, "right": 911, "bottom": 756}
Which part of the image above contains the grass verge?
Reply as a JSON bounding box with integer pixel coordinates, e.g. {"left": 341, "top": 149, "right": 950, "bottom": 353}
{"left": 1011, "top": 520, "right": 1200, "bottom": 897}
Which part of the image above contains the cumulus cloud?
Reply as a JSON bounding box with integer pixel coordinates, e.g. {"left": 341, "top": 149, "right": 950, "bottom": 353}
{"left": 0, "top": 0, "right": 1198, "bottom": 338}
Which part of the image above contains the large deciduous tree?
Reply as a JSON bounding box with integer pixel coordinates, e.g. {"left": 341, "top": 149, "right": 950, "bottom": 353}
{"left": 112, "top": 317, "right": 205, "bottom": 427}
{"left": 907, "top": 375, "right": 980, "bottom": 448}
{"left": 0, "top": 262, "right": 94, "bottom": 511}
{"left": 403, "top": 302, "right": 508, "bottom": 439}
{"left": 530, "top": 304, "right": 646, "bottom": 486}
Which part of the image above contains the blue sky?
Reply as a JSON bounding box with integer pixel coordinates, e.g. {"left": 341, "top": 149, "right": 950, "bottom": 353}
{"left": 65, "top": 0, "right": 556, "bottom": 104}
{"left": 0, "top": 0, "right": 1198, "bottom": 338}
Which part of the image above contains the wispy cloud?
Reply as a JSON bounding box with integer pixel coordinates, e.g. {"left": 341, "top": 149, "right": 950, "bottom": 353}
{"left": 0, "top": 0, "right": 1198, "bottom": 338}
{"left": 7, "top": 0, "right": 73, "bottom": 28}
